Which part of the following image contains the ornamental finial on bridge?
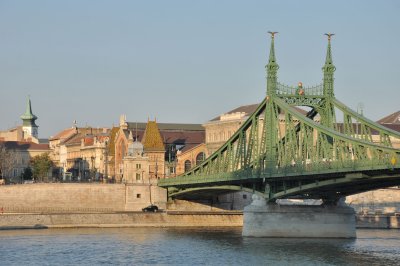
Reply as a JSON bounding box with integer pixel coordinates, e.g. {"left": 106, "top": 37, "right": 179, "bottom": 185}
{"left": 324, "top": 33, "right": 335, "bottom": 41}
{"left": 268, "top": 31, "right": 278, "bottom": 39}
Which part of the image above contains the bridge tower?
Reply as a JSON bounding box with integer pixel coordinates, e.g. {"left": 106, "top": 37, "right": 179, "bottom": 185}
{"left": 264, "top": 31, "right": 279, "bottom": 174}
{"left": 321, "top": 33, "right": 336, "bottom": 128}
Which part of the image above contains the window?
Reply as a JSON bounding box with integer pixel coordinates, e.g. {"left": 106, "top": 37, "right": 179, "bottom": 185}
{"left": 184, "top": 160, "right": 191, "bottom": 172}
{"left": 243, "top": 194, "right": 247, "bottom": 199}
{"left": 196, "top": 152, "right": 205, "bottom": 166}
{"left": 136, "top": 194, "right": 141, "bottom": 198}
{"left": 136, "top": 164, "right": 141, "bottom": 169}
{"left": 170, "top": 167, "right": 175, "bottom": 174}
{"left": 136, "top": 173, "right": 141, "bottom": 181}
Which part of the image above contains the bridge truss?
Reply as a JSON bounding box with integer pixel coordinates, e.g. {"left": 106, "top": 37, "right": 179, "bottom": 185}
{"left": 159, "top": 34, "right": 400, "bottom": 203}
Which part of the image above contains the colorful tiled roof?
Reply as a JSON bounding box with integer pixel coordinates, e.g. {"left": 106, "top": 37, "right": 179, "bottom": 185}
{"left": 142, "top": 121, "right": 165, "bottom": 151}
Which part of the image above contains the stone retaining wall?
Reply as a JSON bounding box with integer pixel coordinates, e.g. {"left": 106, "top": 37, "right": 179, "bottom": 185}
{"left": 0, "top": 183, "right": 167, "bottom": 213}
{"left": 346, "top": 187, "right": 400, "bottom": 214}
{"left": 0, "top": 212, "right": 243, "bottom": 229}
{"left": 356, "top": 215, "right": 400, "bottom": 229}
{"left": 1, "top": 212, "right": 398, "bottom": 230}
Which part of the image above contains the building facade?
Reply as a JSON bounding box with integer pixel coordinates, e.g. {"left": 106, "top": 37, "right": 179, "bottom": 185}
{"left": 0, "top": 141, "right": 50, "bottom": 183}
{"left": 49, "top": 126, "right": 110, "bottom": 181}
{"left": 113, "top": 115, "right": 206, "bottom": 182}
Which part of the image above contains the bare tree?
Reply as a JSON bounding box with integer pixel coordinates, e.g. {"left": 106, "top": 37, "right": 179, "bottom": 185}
{"left": 0, "top": 143, "right": 20, "bottom": 182}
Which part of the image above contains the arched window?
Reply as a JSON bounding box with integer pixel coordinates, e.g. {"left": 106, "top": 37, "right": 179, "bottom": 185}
{"left": 184, "top": 160, "right": 192, "bottom": 172}
{"left": 196, "top": 152, "right": 205, "bottom": 166}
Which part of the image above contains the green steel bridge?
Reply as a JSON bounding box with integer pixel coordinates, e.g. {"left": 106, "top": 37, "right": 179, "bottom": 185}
{"left": 159, "top": 33, "right": 400, "bottom": 204}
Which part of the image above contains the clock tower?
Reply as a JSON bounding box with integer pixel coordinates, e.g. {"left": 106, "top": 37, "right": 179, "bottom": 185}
{"left": 20, "top": 96, "right": 39, "bottom": 139}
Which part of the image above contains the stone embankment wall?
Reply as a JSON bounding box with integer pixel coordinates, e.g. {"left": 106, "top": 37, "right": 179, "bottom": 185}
{"left": 346, "top": 187, "right": 400, "bottom": 214}
{"left": 0, "top": 183, "right": 167, "bottom": 213}
{"left": 357, "top": 215, "right": 400, "bottom": 229}
{"left": 0, "top": 212, "right": 243, "bottom": 229}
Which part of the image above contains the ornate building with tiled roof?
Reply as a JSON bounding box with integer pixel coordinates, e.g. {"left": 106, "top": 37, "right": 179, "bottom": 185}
{"left": 113, "top": 115, "right": 206, "bottom": 182}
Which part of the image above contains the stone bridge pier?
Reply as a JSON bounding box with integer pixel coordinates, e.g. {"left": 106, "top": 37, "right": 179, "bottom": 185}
{"left": 242, "top": 194, "right": 356, "bottom": 238}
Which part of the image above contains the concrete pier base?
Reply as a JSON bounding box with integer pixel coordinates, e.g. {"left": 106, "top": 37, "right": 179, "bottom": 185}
{"left": 243, "top": 196, "right": 356, "bottom": 238}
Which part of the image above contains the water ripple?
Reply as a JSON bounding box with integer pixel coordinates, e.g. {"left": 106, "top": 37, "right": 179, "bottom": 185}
{"left": 0, "top": 228, "right": 399, "bottom": 265}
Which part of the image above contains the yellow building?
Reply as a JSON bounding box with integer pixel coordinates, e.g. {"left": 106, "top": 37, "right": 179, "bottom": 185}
{"left": 0, "top": 141, "right": 50, "bottom": 183}
{"left": 49, "top": 126, "right": 110, "bottom": 181}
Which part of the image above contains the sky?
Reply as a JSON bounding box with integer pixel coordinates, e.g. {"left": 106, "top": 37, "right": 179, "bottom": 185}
{"left": 0, "top": 0, "right": 399, "bottom": 138}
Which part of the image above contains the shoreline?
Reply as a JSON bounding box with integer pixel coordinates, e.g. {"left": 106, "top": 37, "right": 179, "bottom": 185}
{"left": 1, "top": 211, "right": 399, "bottom": 230}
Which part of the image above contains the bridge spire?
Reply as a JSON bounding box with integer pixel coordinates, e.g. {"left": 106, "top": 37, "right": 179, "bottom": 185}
{"left": 322, "top": 33, "right": 336, "bottom": 97}
{"left": 321, "top": 33, "right": 337, "bottom": 128}
{"left": 264, "top": 32, "right": 280, "bottom": 176}
{"left": 266, "top": 31, "right": 279, "bottom": 96}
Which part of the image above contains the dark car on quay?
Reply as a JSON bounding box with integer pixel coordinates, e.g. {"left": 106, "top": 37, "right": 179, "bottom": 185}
{"left": 142, "top": 205, "right": 159, "bottom": 212}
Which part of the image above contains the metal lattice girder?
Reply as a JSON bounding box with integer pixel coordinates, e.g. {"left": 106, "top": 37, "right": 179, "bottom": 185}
{"left": 333, "top": 99, "right": 400, "bottom": 147}
{"left": 159, "top": 33, "right": 400, "bottom": 202}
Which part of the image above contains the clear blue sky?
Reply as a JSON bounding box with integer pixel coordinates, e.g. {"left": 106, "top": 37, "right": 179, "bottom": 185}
{"left": 1, "top": 0, "right": 399, "bottom": 138}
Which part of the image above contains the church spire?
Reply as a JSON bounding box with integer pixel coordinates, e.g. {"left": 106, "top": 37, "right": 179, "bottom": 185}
{"left": 20, "top": 96, "right": 37, "bottom": 122}
{"left": 20, "top": 96, "right": 38, "bottom": 138}
{"left": 266, "top": 31, "right": 279, "bottom": 96}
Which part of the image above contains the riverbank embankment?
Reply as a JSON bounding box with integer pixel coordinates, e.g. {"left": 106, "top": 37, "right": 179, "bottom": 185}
{"left": 0, "top": 211, "right": 243, "bottom": 230}
{"left": 1, "top": 211, "right": 399, "bottom": 230}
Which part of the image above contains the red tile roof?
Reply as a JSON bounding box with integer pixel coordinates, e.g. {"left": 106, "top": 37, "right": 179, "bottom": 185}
{"left": 0, "top": 141, "right": 50, "bottom": 151}
{"left": 49, "top": 128, "right": 77, "bottom": 141}
{"left": 377, "top": 111, "right": 400, "bottom": 124}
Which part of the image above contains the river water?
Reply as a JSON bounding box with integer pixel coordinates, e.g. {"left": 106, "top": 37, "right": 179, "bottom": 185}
{"left": 0, "top": 228, "right": 399, "bottom": 265}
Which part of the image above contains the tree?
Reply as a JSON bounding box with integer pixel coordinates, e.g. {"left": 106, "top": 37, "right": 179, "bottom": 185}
{"left": 0, "top": 143, "right": 19, "bottom": 180}
{"left": 21, "top": 167, "right": 33, "bottom": 181}
{"left": 30, "top": 153, "right": 54, "bottom": 182}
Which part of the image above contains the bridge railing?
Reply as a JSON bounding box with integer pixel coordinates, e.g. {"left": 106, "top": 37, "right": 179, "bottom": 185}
{"left": 276, "top": 82, "right": 323, "bottom": 96}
